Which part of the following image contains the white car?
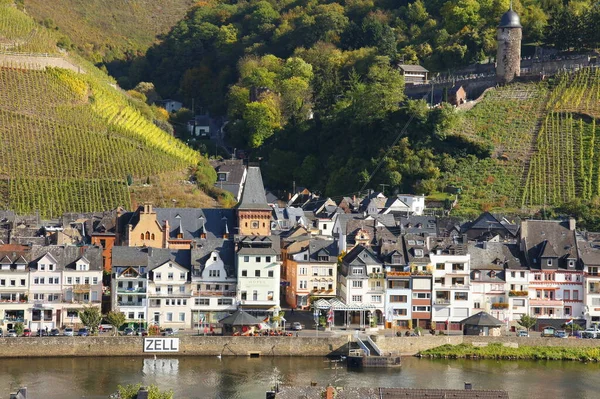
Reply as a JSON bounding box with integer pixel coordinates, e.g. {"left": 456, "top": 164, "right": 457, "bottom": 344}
{"left": 291, "top": 322, "right": 303, "bottom": 331}
{"left": 63, "top": 328, "right": 74, "bottom": 337}
{"left": 7, "top": 329, "right": 17, "bottom": 337}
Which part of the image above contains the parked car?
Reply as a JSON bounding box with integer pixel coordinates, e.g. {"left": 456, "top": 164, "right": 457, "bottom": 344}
{"left": 7, "top": 329, "right": 17, "bottom": 337}
{"left": 63, "top": 328, "right": 74, "bottom": 337}
{"left": 291, "top": 322, "right": 303, "bottom": 331}
{"left": 516, "top": 330, "right": 529, "bottom": 337}
{"left": 581, "top": 328, "right": 600, "bottom": 339}
{"left": 22, "top": 328, "right": 32, "bottom": 337}
{"left": 49, "top": 328, "right": 60, "bottom": 337}
{"left": 162, "top": 328, "right": 177, "bottom": 336}
{"left": 554, "top": 330, "right": 568, "bottom": 339}
{"left": 77, "top": 328, "right": 89, "bottom": 337}
{"left": 36, "top": 329, "right": 48, "bottom": 337}
{"left": 136, "top": 328, "right": 148, "bottom": 336}
{"left": 123, "top": 327, "right": 134, "bottom": 336}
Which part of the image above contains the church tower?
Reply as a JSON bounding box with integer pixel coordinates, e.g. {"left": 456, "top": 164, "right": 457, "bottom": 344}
{"left": 236, "top": 166, "right": 272, "bottom": 236}
{"left": 496, "top": 5, "right": 522, "bottom": 84}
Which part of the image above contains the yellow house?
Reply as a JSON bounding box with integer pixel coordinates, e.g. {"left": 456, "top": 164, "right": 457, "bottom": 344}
{"left": 125, "top": 203, "right": 165, "bottom": 248}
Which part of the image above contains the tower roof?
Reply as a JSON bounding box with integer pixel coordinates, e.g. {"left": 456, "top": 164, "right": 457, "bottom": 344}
{"left": 237, "top": 167, "right": 271, "bottom": 211}
{"left": 499, "top": 8, "right": 521, "bottom": 28}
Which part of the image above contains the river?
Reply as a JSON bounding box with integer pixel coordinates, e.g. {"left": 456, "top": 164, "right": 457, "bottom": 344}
{"left": 1, "top": 356, "right": 599, "bottom": 399}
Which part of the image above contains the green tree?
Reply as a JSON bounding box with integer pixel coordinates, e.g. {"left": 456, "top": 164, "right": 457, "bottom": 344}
{"left": 244, "top": 100, "right": 280, "bottom": 148}
{"left": 115, "top": 384, "right": 173, "bottom": 399}
{"left": 517, "top": 314, "right": 537, "bottom": 332}
{"left": 79, "top": 306, "right": 102, "bottom": 335}
{"left": 14, "top": 322, "right": 24, "bottom": 336}
{"left": 106, "top": 311, "right": 126, "bottom": 336}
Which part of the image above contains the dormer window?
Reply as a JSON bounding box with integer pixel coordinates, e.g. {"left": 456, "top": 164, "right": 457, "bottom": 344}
{"left": 414, "top": 249, "right": 424, "bottom": 258}
{"left": 490, "top": 271, "right": 496, "bottom": 278}
{"left": 568, "top": 260, "right": 575, "bottom": 267}
{"left": 218, "top": 173, "right": 228, "bottom": 181}
{"left": 547, "top": 259, "right": 552, "bottom": 266}
{"left": 49, "top": 264, "right": 54, "bottom": 271}
{"left": 474, "top": 271, "right": 480, "bottom": 279}
{"left": 39, "top": 264, "right": 45, "bottom": 271}
{"left": 407, "top": 240, "right": 416, "bottom": 245}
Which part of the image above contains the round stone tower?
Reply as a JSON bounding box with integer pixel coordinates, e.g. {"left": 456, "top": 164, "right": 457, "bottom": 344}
{"left": 496, "top": 7, "right": 522, "bottom": 84}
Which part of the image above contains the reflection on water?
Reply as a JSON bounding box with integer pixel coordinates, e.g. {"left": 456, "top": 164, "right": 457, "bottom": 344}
{"left": 1, "top": 356, "right": 600, "bottom": 399}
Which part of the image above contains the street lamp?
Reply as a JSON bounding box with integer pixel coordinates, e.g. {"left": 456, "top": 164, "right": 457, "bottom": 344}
{"left": 313, "top": 308, "right": 319, "bottom": 338}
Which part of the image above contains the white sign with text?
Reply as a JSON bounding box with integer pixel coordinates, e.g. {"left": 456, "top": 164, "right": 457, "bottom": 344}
{"left": 143, "top": 337, "right": 180, "bottom": 353}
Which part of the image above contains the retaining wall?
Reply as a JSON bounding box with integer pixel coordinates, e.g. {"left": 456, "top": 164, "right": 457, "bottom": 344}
{"left": 0, "top": 336, "right": 350, "bottom": 358}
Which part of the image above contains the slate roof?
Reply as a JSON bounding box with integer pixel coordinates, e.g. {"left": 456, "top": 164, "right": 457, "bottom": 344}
{"left": 275, "top": 386, "right": 509, "bottom": 399}
{"left": 155, "top": 208, "right": 235, "bottom": 241}
{"left": 191, "top": 239, "right": 235, "bottom": 277}
{"left": 399, "top": 216, "right": 437, "bottom": 236}
{"left": 236, "top": 235, "right": 280, "bottom": 255}
{"left": 462, "top": 212, "right": 519, "bottom": 241}
{"left": 521, "top": 219, "right": 578, "bottom": 269}
{"left": 468, "top": 242, "right": 524, "bottom": 272}
{"left": 112, "top": 246, "right": 191, "bottom": 271}
{"left": 461, "top": 311, "right": 503, "bottom": 327}
{"left": 29, "top": 245, "right": 103, "bottom": 271}
{"left": 307, "top": 239, "right": 338, "bottom": 262}
{"left": 237, "top": 167, "right": 271, "bottom": 210}
{"left": 499, "top": 8, "right": 521, "bottom": 28}
{"left": 211, "top": 159, "right": 246, "bottom": 200}
{"left": 340, "top": 245, "right": 382, "bottom": 276}
{"left": 403, "top": 233, "right": 430, "bottom": 264}
{"left": 578, "top": 233, "right": 600, "bottom": 266}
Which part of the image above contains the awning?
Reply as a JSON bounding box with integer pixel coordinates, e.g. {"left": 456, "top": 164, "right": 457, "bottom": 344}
{"left": 313, "top": 298, "right": 378, "bottom": 311}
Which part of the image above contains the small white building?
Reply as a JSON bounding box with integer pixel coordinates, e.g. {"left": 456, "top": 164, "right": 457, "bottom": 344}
{"left": 147, "top": 257, "right": 192, "bottom": 329}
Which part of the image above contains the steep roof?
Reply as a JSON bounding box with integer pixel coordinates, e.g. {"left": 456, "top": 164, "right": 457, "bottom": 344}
{"left": 191, "top": 239, "right": 235, "bottom": 277}
{"left": 499, "top": 8, "right": 521, "bottom": 28}
{"left": 155, "top": 208, "right": 235, "bottom": 241}
{"left": 397, "top": 64, "right": 429, "bottom": 73}
{"left": 469, "top": 242, "right": 524, "bottom": 271}
{"left": 237, "top": 167, "right": 271, "bottom": 210}
{"left": 521, "top": 219, "right": 578, "bottom": 269}
{"left": 29, "top": 245, "right": 103, "bottom": 271}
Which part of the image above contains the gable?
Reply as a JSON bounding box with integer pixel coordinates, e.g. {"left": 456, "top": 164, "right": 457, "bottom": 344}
{"left": 153, "top": 260, "right": 188, "bottom": 273}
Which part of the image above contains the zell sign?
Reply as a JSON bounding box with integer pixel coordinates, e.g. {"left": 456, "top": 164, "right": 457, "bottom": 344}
{"left": 143, "top": 337, "right": 180, "bottom": 353}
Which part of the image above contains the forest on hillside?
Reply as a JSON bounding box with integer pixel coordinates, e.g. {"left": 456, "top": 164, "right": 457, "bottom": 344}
{"left": 105, "top": 0, "right": 600, "bottom": 201}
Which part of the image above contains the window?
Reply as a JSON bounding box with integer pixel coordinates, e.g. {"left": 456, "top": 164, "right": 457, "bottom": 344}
{"left": 436, "top": 263, "right": 445, "bottom": 270}
{"left": 372, "top": 295, "right": 382, "bottom": 302}
{"left": 389, "top": 295, "right": 407, "bottom": 303}
{"left": 351, "top": 295, "right": 363, "bottom": 302}
{"left": 544, "top": 273, "right": 554, "bottom": 281}
{"left": 209, "top": 270, "right": 220, "bottom": 277}
{"left": 547, "top": 259, "right": 552, "bottom": 266}
{"left": 565, "top": 306, "right": 572, "bottom": 315}
{"left": 511, "top": 272, "right": 516, "bottom": 278}
{"left": 179, "top": 313, "right": 185, "bottom": 322}
{"left": 564, "top": 290, "right": 570, "bottom": 300}
{"left": 251, "top": 221, "right": 259, "bottom": 229}
{"left": 573, "top": 290, "right": 579, "bottom": 301}
{"left": 513, "top": 299, "right": 525, "bottom": 306}
{"left": 255, "top": 270, "right": 261, "bottom": 277}
{"left": 180, "top": 273, "right": 186, "bottom": 279}
{"left": 451, "top": 277, "right": 465, "bottom": 286}
{"left": 534, "top": 274, "right": 542, "bottom": 281}
{"left": 352, "top": 268, "right": 364, "bottom": 275}
{"left": 241, "top": 270, "right": 247, "bottom": 277}
{"left": 253, "top": 290, "right": 258, "bottom": 301}
{"left": 155, "top": 273, "right": 162, "bottom": 280}
{"left": 40, "top": 278, "right": 45, "bottom": 284}
{"left": 92, "top": 277, "right": 98, "bottom": 285}
{"left": 218, "top": 298, "right": 233, "bottom": 305}
{"left": 129, "top": 312, "right": 135, "bottom": 319}
{"left": 412, "top": 306, "right": 430, "bottom": 312}
{"left": 166, "top": 313, "right": 173, "bottom": 322}
{"left": 167, "top": 286, "right": 173, "bottom": 294}
{"left": 568, "top": 260, "right": 575, "bottom": 267}
{"left": 454, "top": 292, "right": 468, "bottom": 301}
{"left": 393, "top": 309, "right": 407, "bottom": 316}
{"left": 303, "top": 254, "right": 308, "bottom": 261}
{"left": 156, "top": 287, "right": 161, "bottom": 294}
{"left": 589, "top": 267, "right": 599, "bottom": 276}
{"left": 40, "top": 264, "right": 45, "bottom": 271}
{"left": 84, "top": 277, "right": 90, "bottom": 284}
{"left": 300, "top": 280, "right": 307, "bottom": 289}
{"left": 256, "top": 257, "right": 261, "bottom": 263}
{"left": 520, "top": 272, "right": 525, "bottom": 278}
{"left": 313, "top": 269, "right": 318, "bottom": 276}
{"left": 474, "top": 302, "right": 481, "bottom": 309}
{"left": 412, "top": 292, "right": 430, "bottom": 299}
{"left": 564, "top": 273, "right": 572, "bottom": 281}
{"left": 323, "top": 224, "right": 327, "bottom": 230}
{"left": 241, "top": 291, "right": 247, "bottom": 300}
{"left": 138, "top": 312, "right": 144, "bottom": 319}
{"left": 268, "top": 270, "right": 274, "bottom": 278}
{"left": 266, "top": 256, "right": 271, "bottom": 263}
{"left": 168, "top": 273, "right": 174, "bottom": 280}
{"left": 352, "top": 280, "right": 363, "bottom": 288}
{"left": 179, "top": 286, "right": 185, "bottom": 293}
{"left": 196, "top": 298, "right": 209, "bottom": 305}
{"left": 452, "top": 263, "right": 464, "bottom": 271}
{"left": 20, "top": 279, "right": 25, "bottom": 286}
{"left": 243, "top": 256, "right": 249, "bottom": 263}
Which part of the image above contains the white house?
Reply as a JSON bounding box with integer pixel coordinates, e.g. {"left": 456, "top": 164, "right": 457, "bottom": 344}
{"left": 111, "top": 247, "right": 149, "bottom": 325}
{"left": 579, "top": 233, "right": 600, "bottom": 327}
{"left": 0, "top": 249, "right": 29, "bottom": 330}
{"left": 28, "top": 252, "right": 63, "bottom": 331}
{"left": 148, "top": 257, "right": 192, "bottom": 329}
{"left": 191, "top": 240, "right": 237, "bottom": 330}
{"left": 430, "top": 237, "right": 472, "bottom": 331}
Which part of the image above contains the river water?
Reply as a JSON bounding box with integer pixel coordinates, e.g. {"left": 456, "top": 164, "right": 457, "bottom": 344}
{"left": 1, "top": 356, "right": 599, "bottom": 399}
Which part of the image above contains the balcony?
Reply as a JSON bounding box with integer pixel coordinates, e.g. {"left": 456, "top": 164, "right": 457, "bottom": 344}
{"left": 72, "top": 284, "right": 90, "bottom": 294}
{"left": 117, "top": 287, "right": 146, "bottom": 294}
{"left": 509, "top": 290, "right": 529, "bottom": 297}
{"left": 193, "top": 290, "right": 235, "bottom": 297}
{"left": 491, "top": 303, "right": 509, "bottom": 309}
{"left": 368, "top": 273, "right": 385, "bottom": 279}
{"left": 118, "top": 301, "right": 145, "bottom": 307}
{"left": 3, "top": 317, "right": 24, "bottom": 323}
{"left": 434, "top": 299, "right": 451, "bottom": 305}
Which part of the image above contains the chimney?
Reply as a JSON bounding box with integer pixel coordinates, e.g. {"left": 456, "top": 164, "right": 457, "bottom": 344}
{"left": 569, "top": 217, "right": 576, "bottom": 231}
{"left": 464, "top": 382, "right": 472, "bottom": 390}
{"left": 482, "top": 241, "right": 487, "bottom": 250}
{"left": 163, "top": 220, "right": 170, "bottom": 249}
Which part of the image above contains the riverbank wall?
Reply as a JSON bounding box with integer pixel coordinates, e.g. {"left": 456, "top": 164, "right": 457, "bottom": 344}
{"left": 3, "top": 335, "right": 600, "bottom": 358}
{"left": 0, "top": 336, "right": 351, "bottom": 358}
